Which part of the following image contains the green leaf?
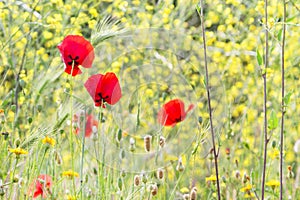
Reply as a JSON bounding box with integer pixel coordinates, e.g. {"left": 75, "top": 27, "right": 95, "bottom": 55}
{"left": 283, "top": 91, "right": 293, "bottom": 105}
{"left": 191, "top": 142, "right": 199, "bottom": 155}
{"left": 268, "top": 110, "right": 278, "bottom": 130}
{"left": 256, "top": 48, "right": 263, "bottom": 66}
{"left": 277, "top": 28, "right": 283, "bottom": 41}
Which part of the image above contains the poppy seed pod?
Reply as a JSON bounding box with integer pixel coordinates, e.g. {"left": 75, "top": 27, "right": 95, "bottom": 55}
{"left": 151, "top": 184, "right": 158, "bottom": 196}
{"left": 159, "top": 136, "right": 166, "bottom": 148}
{"left": 190, "top": 187, "right": 197, "bottom": 200}
{"left": 134, "top": 175, "right": 140, "bottom": 186}
{"left": 157, "top": 168, "right": 164, "bottom": 180}
{"left": 54, "top": 150, "right": 62, "bottom": 165}
{"left": 144, "top": 135, "right": 152, "bottom": 152}
{"left": 183, "top": 194, "right": 189, "bottom": 200}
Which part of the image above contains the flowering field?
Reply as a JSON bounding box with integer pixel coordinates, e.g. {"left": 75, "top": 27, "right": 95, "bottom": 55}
{"left": 0, "top": 0, "right": 300, "bottom": 199}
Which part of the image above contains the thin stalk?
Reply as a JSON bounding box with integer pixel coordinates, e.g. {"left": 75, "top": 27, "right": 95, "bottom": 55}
{"left": 8, "top": 157, "right": 19, "bottom": 200}
{"left": 69, "top": 62, "right": 76, "bottom": 195}
{"left": 261, "top": 0, "right": 269, "bottom": 199}
{"left": 37, "top": 149, "right": 47, "bottom": 175}
{"left": 197, "top": 1, "right": 221, "bottom": 200}
{"left": 280, "top": 1, "right": 287, "bottom": 199}
{"left": 79, "top": 107, "right": 87, "bottom": 200}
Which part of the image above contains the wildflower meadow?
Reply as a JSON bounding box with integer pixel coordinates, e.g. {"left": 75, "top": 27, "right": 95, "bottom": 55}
{"left": 0, "top": 0, "right": 300, "bottom": 199}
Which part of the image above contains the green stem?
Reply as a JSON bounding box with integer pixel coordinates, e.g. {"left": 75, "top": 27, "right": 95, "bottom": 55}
{"left": 79, "top": 106, "right": 87, "bottom": 200}
{"left": 197, "top": 1, "right": 221, "bottom": 199}
{"left": 261, "top": 0, "right": 269, "bottom": 198}
{"left": 37, "top": 149, "right": 47, "bottom": 175}
{"left": 279, "top": 1, "right": 286, "bottom": 199}
{"left": 69, "top": 61, "right": 76, "bottom": 196}
{"left": 8, "top": 157, "right": 19, "bottom": 199}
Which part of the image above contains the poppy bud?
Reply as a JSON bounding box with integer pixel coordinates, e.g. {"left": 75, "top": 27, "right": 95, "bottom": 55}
{"left": 27, "top": 117, "right": 33, "bottom": 124}
{"left": 176, "top": 157, "right": 185, "bottom": 172}
{"left": 117, "top": 177, "right": 123, "bottom": 190}
{"left": 157, "top": 168, "right": 164, "bottom": 180}
{"left": 222, "top": 176, "right": 226, "bottom": 183}
{"left": 272, "top": 140, "right": 276, "bottom": 148}
{"left": 54, "top": 150, "right": 62, "bottom": 165}
{"left": 85, "top": 174, "right": 89, "bottom": 183}
{"left": 11, "top": 105, "right": 16, "bottom": 112}
{"left": 37, "top": 105, "right": 42, "bottom": 113}
{"left": 116, "top": 129, "right": 122, "bottom": 143}
{"left": 120, "top": 169, "right": 126, "bottom": 178}
{"left": 119, "top": 149, "right": 125, "bottom": 159}
{"left": 141, "top": 172, "right": 147, "bottom": 184}
{"left": 14, "top": 138, "right": 21, "bottom": 147}
{"left": 198, "top": 116, "right": 203, "bottom": 124}
{"left": 134, "top": 175, "right": 140, "bottom": 186}
{"left": 144, "top": 135, "right": 152, "bottom": 152}
{"left": 235, "top": 170, "right": 241, "bottom": 179}
{"left": 129, "top": 138, "right": 136, "bottom": 152}
{"left": 159, "top": 136, "right": 166, "bottom": 148}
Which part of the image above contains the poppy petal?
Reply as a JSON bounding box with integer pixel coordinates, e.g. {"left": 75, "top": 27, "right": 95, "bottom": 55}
{"left": 64, "top": 65, "right": 82, "bottom": 76}
{"left": 97, "top": 72, "right": 122, "bottom": 105}
{"left": 84, "top": 74, "right": 104, "bottom": 107}
{"left": 85, "top": 72, "right": 122, "bottom": 107}
{"left": 158, "top": 99, "right": 190, "bottom": 127}
{"left": 33, "top": 181, "right": 43, "bottom": 198}
{"left": 57, "top": 35, "right": 94, "bottom": 76}
{"left": 38, "top": 174, "right": 52, "bottom": 188}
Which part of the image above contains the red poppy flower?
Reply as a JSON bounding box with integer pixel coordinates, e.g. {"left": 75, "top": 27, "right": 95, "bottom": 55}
{"left": 157, "top": 99, "right": 194, "bottom": 127}
{"left": 84, "top": 72, "right": 122, "bottom": 107}
{"left": 57, "top": 35, "right": 94, "bottom": 76}
{"left": 28, "top": 174, "right": 52, "bottom": 199}
{"left": 73, "top": 113, "right": 98, "bottom": 137}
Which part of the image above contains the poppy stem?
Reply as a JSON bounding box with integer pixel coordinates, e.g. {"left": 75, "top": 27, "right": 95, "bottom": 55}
{"left": 279, "top": 1, "right": 286, "bottom": 199}
{"left": 69, "top": 60, "right": 76, "bottom": 195}
{"left": 79, "top": 106, "right": 87, "bottom": 200}
{"left": 261, "top": 0, "right": 269, "bottom": 198}
{"left": 197, "top": 1, "right": 221, "bottom": 200}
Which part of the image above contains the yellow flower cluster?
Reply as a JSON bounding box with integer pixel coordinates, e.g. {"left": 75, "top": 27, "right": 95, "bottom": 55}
{"left": 42, "top": 136, "right": 56, "bottom": 147}
{"left": 62, "top": 170, "right": 79, "bottom": 178}
{"left": 8, "top": 148, "right": 28, "bottom": 156}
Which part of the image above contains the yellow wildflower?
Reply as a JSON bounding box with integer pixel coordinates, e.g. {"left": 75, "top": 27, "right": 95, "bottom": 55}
{"left": 0, "top": 109, "right": 4, "bottom": 114}
{"left": 206, "top": 175, "right": 217, "bottom": 183}
{"left": 42, "top": 136, "right": 56, "bottom": 147}
{"left": 266, "top": 180, "right": 280, "bottom": 190}
{"left": 8, "top": 148, "right": 28, "bottom": 156}
{"left": 66, "top": 195, "right": 76, "bottom": 200}
{"left": 240, "top": 184, "right": 254, "bottom": 192}
{"left": 244, "top": 192, "right": 256, "bottom": 198}
{"left": 62, "top": 170, "right": 79, "bottom": 178}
